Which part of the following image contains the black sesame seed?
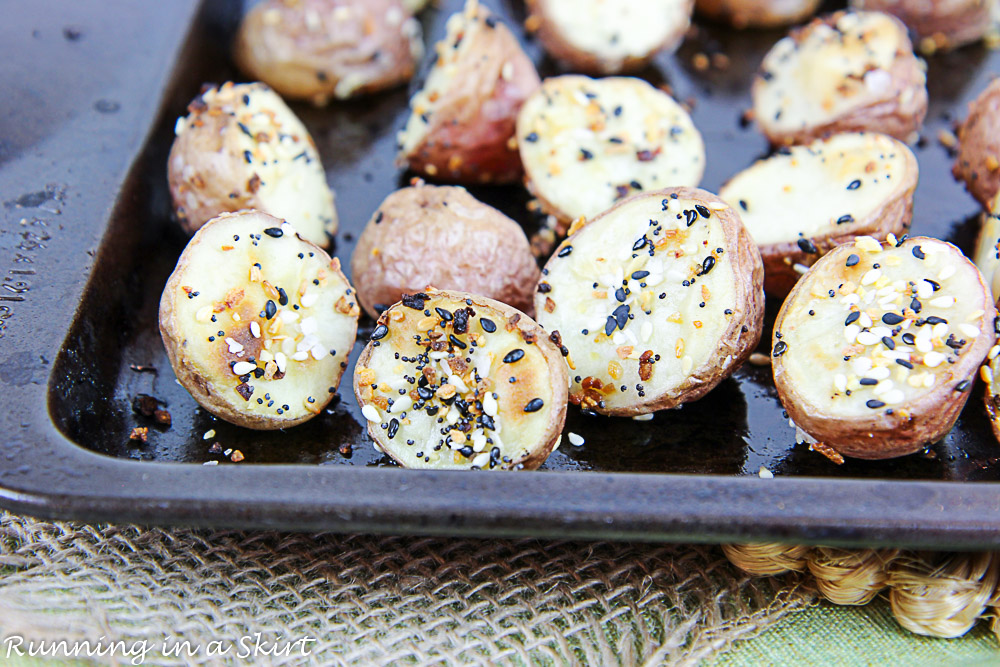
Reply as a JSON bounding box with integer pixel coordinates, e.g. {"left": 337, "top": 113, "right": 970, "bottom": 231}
{"left": 859, "top": 378, "right": 878, "bottom": 385}
{"left": 525, "top": 132, "right": 538, "bottom": 142}
{"left": 896, "top": 359, "right": 914, "bottom": 369}
{"left": 837, "top": 214, "right": 854, "bottom": 225}
{"left": 698, "top": 256, "right": 716, "bottom": 276}
{"left": 277, "top": 287, "right": 288, "bottom": 306}
{"left": 882, "top": 336, "right": 895, "bottom": 350}
{"left": 503, "top": 349, "right": 525, "bottom": 363}
{"left": 631, "top": 270, "right": 649, "bottom": 280}
{"left": 772, "top": 341, "right": 788, "bottom": 357}
{"left": 449, "top": 335, "right": 467, "bottom": 349}
{"left": 435, "top": 307, "right": 453, "bottom": 321}
{"left": 882, "top": 313, "right": 904, "bottom": 325}
{"left": 558, "top": 245, "right": 573, "bottom": 257}
{"left": 537, "top": 282, "right": 552, "bottom": 293}
{"left": 387, "top": 418, "right": 400, "bottom": 439}
{"left": 695, "top": 205, "right": 711, "bottom": 219}
{"left": 866, "top": 399, "right": 885, "bottom": 409}
{"left": 955, "top": 380, "right": 970, "bottom": 392}
{"left": 480, "top": 318, "right": 496, "bottom": 333}
{"left": 910, "top": 298, "right": 922, "bottom": 313}
{"left": 524, "top": 398, "right": 544, "bottom": 413}
{"left": 912, "top": 246, "right": 925, "bottom": 260}
{"left": 604, "top": 317, "right": 617, "bottom": 337}
{"left": 797, "top": 238, "right": 818, "bottom": 254}
{"left": 845, "top": 311, "right": 860, "bottom": 326}
{"left": 371, "top": 324, "right": 389, "bottom": 340}
{"left": 846, "top": 254, "right": 860, "bottom": 267}
{"left": 901, "top": 332, "right": 916, "bottom": 345}
{"left": 926, "top": 316, "right": 947, "bottom": 325}
{"left": 263, "top": 227, "right": 283, "bottom": 238}
{"left": 580, "top": 148, "right": 594, "bottom": 160}
{"left": 683, "top": 210, "right": 698, "bottom": 226}
{"left": 613, "top": 304, "right": 630, "bottom": 330}
{"left": 265, "top": 300, "right": 277, "bottom": 319}
{"left": 847, "top": 180, "right": 861, "bottom": 190}
{"left": 615, "top": 287, "right": 626, "bottom": 302}
{"left": 632, "top": 236, "right": 648, "bottom": 251}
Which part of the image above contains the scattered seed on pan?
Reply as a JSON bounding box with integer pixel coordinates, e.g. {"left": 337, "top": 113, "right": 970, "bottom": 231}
{"left": 503, "top": 349, "right": 525, "bottom": 363}
{"left": 772, "top": 341, "right": 787, "bottom": 357}
{"left": 796, "top": 238, "right": 818, "bottom": 254}
{"left": 263, "top": 227, "right": 283, "bottom": 238}
{"left": 524, "top": 398, "right": 544, "bottom": 412}
{"left": 371, "top": 324, "right": 388, "bottom": 340}
{"left": 480, "top": 318, "right": 496, "bottom": 333}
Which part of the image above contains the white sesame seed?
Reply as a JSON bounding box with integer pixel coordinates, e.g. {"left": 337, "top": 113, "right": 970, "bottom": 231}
{"left": 300, "top": 293, "right": 319, "bottom": 308}
{"left": 929, "top": 296, "right": 955, "bottom": 308}
{"left": 291, "top": 351, "right": 309, "bottom": 361}
{"left": 300, "top": 317, "right": 319, "bottom": 336}
{"left": 640, "top": 322, "right": 652, "bottom": 343}
{"left": 844, "top": 323, "right": 861, "bottom": 343}
{"left": 232, "top": 361, "right": 256, "bottom": 375}
{"left": 279, "top": 309, "right": 299, "bottom": 323}
{"left": 483, "top": 393, "right": 498, "bottom": 417}
{"left": 959, "top": 323, "right": 980, "bottom": 338}
{"left": 250, "top": 321, "right": 261, "bottom": 338}
{"left": 855, "top": 236, "right": 881, "bottom": 253}
{"left": 842, "top": 294, "right": 861, "bottom": 307}
{"left": 869, "top": 366, "right": 891, "bottom": 380}
{"left": 852, "top": 357, "right": 873, "bottom": 375}
{"left": 967, "top": 310, "right": 985, "bottom": 322}
{"left": 982, "top": 365, "right": 994, "bottom": 384}
{"left": 682, "top": 355, "right": 693, "bottom": 375}
{"left": 275, "top": 352, "right": 287, "bottom": 373}
{"left": 856, "top": 331, "right": 879, "bottom": 346}
{"left": 392, "top": 396, "right": 412, "bottom": 414}
{"left": 310, "top": 344, "right": 327, "bottom": 360}
{"left": 938, "top": 265, "right": 956, "bottom": 281}
{"left": 793, "top": 263, "right": 809, "bottom": 275}
{"left": 923, "top": 351, "right": 946, "bottom": 368}
{"left": 472, "top": 452, "right": 490, "bottom": 468}
{"left": 472, "top": 432, "right": 487, "bottom": 452}
{"left": 567, "top": 432, "right": 585, "bottom": 446}
{"left": 758, "top": 467, "right": 774, "bottom": 479}
{"left": 918, "top": 281, "right": 934, "bottom": 299}
{"left": 834, "top": 374, "right": 847, "bottom": 392}
{"left": 931, "top": 323, "right": 948, "bottom": 339}
{"left": 225, "top": 337, "right": 244, "bottom": 353}
{"left": 883, "top": 389, "right": 905, "bottom": 404}
{"left": 872, "top": 379, "right": 893, "bottom": 396}
{"left": 632, "top": 413, "right": 654, "bottom": 421}
{"left": 923, "top": 374, "right": 935, "bottom": 388}
{"left": 916, "top": 337, "right": 933, "bottom": 353}
{"left": 990, "top": 345, "right": 1000, "bottom": 360}
{"left": 861, "top": 269, "right": 881, "bottom": 286}
{"left": 858, "top": 313, "right": 873, "bottom": 328}
{"left": 361, "top": 405, "right": 381, "bottom": 422}
{"left": 203, "top": 429, "right": 216, "bottom": 440}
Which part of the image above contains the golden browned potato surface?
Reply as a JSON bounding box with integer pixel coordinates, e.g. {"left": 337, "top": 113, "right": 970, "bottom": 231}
{"left": 696, "top": 0, "right": 821, "bottom": 28}
{"left": 954, "top": 79, "right": 1000, "bottom": 209}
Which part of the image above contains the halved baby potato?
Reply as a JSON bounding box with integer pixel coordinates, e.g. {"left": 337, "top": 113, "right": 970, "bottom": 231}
{"left": 525, "top": 0, "right": 693, "bottom": 74}
{"left": 517, "top": 75, "right": 705, "bottom": 228}
{"left": 973, "top": 196, "right": 1000, "bottom": 298}
{"left": 535, "top": 187, "right": 764, "bottom": 417}
{"left": 772, "top": 236, "right": 995, "bottom": 459}
{"left": 233, "top": 0, "right": 423, "bottom": 104}
{"left": 168, "top": 82, "right": 337, "bottom": 247}
{"left": 954, "top": 79, "right": 1000, "bottom": 210}
{"left": 719, "top": 132, "right": 918, "bottom": 295}
{"left": 695, "top": 0, "right": 822, "bottom": 28}
{"left": 982, "top": 339, "right": 1000, "bottom": 442}
{"left": 850, "top": 0, "right": 996, "bottom": 53}
{"left": 354, "top": 289, "right": 568, "bottom": 470}
{"left": 752, "top": 10, "right": 928, "bottom": 146}
{"left": 350, "top": 183, "right": 539, "bottom": 319}
{"left": 396, "top": 0, "right": 540, "bottom": 184}
{"left": 159, "top": 210, "right": 360, "bottom": 430}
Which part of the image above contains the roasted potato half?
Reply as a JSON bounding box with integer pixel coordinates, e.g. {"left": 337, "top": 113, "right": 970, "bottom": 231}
{"left": 696, "top": 0, "right": 822, "bottom": 28}
{"left": 719, "top": 132, "right": 918, "bottom": 295}
{"left": 525, "top": 0, "right": 693, "bottom": 74}
{"left": 233, "top": 0, "right": 423, "bottom": 104}
{"left": 396, "top": 0, "right": 540, "bottom": 184}
{"left": 160, "top": 211, "right": 360, "bottom": 430}
{"left": 351, "top": 184, "right": 539, "bottom": 319}
{"left": 973, "top": 196, "right": 1000, "bottom": 298}
{"left": 354, "top": 290, "right": 568, "bottom": 470}
{"left": 517, "top": 75, "right": 705, "bottom": 228}
{"left": 752, "top": 11, "right": 928, "bottom": 146}
{"left": 772, "top": 236, "right": 995, "bottom": 459}
{"left": 535, "top": 187, "right": 764, "bottom": 417}
{"left": 982, "top": 339, "right": 1000, "bottom": 442}
{"left": 168, "top": 82, "right": 337, "bottom": 247}
{"left": 850, "top": 0, "right": 995, "bottom": 53}
{"left": 954, "top": 79, "right": 1000, "bottom": 209}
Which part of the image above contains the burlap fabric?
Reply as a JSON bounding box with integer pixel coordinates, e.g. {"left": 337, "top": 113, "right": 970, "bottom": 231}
{"left": 0, "top": 511, "right": 820, "bottom": 665}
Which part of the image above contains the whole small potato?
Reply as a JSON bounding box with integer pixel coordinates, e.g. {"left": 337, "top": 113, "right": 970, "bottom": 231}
{"left": 526, "top": 0, "right": 693, "bottom": 74}
{"left": 168, "top": 82, "right": 337, "bottom": 247}
{"left": 233, "top": 0, "right": 423, "bottom": 104}
{"left": 350, "top": 183, "right": 540, "bottom": 319}
{"left": 752, "top": 11, "right": 928, "bottom": 146}
{"left": 954, "top": 79, "right": 1000, "bottom": 209}
{"left": 696, "top": 0, "right": 822, "bottom": 28}
{"left": 850, "top": 0, "right": 995, "bottom": 53}
{"left": 396, "top": 0, "right": 540, "bottom": 184}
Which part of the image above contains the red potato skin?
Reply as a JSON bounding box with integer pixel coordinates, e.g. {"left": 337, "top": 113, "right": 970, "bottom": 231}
{"left": 233, "top": 0, "right": 420, "bottom": 104}
{"left": 852, "top": 0, "right": 993, "bottom": 50}
{"left": 696, "top": 0, "right": 822, "bottom": 28}
{"left": 401, "top": 7, "right": 540, "bottom": 184}
{"left": 350, "top": 185, "right": 540, "bottom": 319}
{"left": 772, "top": 239, "right": 996, "bottom": 459}
{"left": 954, "top": 79, "right": 1000, "bottom": 210}
{"left": 753, "top": 12, "right": 928, "bottom": 146}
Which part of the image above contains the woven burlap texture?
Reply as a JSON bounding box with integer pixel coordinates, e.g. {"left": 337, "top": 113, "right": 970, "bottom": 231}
{"left": 0, "top": 512, "right": 817, "bottom": 666}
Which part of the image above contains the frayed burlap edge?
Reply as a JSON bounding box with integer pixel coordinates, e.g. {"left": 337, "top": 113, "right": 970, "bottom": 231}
{"left": 0, "top": 512, "right": 818, "bottom": 666}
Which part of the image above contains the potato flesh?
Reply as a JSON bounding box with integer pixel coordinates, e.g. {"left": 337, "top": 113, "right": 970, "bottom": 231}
{"left": 358, "top": 295, "right": 559, "bottom": 469}
{"left": 537, "top": 195, "right": 736, "bottom": 412}
{"left": 755, "top": 12, "right": 918, "bottom": 135}
{"left": 542, "top": 0, "right": 689, "bottom": 65}
{"left": 720, "top": 133, "right": 911, "bottom": 246}
{"left": 173, "top": 83, "right": 336, "bottom": 245}
{"left": 517, "top": 76, "right": 705, "bottom": 222}
{"left": 779, "top": 237, "right": 990, "bottom": 418}
{"left": 973, "top": 204, "right": 1000, "bottom": 299}
{"left": 166, "top": 213, "right": 357, "bottom": 424}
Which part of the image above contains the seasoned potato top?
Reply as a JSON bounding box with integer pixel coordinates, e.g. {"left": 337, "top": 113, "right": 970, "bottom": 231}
{"left": 517, "top": 76, "right": 705, "bottom": 222}
{"left": 537, "top": 192, "right": 747, "bottom": 412}
{"left": 170, "top": 82, "right": 336, "bottom": 245}
{"left": 356, "top": 292, "right": 565, "bottom": 470}
{"left": 754, "top": 11, "right": 922, "bottom": 136}
{"left": 160, "top": 211, "right": 359, "bottom": 427}
{"left": 538, "top": 0, "right": 690, "bottom": 67}
{"left": 774, "top": 237, "right": 994, "bottom": 419}
{"left": 720, "top": 132, "right": 916, "bottom": 246}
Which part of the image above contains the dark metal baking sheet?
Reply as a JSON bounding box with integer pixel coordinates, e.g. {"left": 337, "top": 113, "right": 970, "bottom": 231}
{"left": 3, "top": 0, "right": 1000, "bottom": 547}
